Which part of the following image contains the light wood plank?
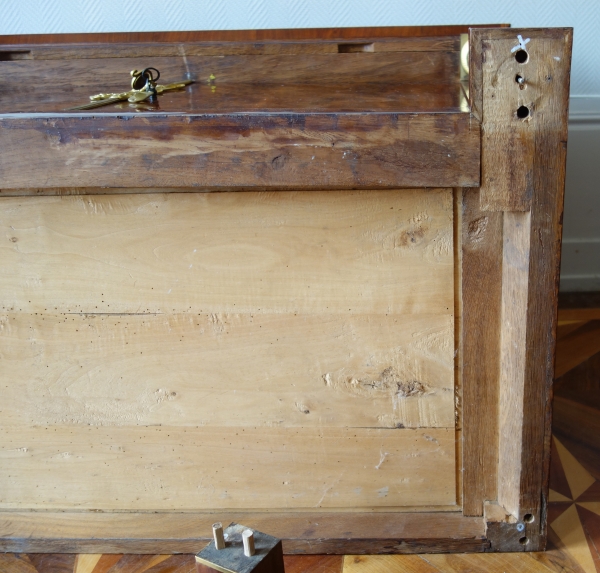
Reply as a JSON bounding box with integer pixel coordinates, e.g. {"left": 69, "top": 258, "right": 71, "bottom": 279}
{"left": 74, "top": 554, "right": 102, "bottom": 573}
{"left": 0, "top": 425, "right": 456, "bottom": 510}
{"left": 498, "top": 211, "right": 531, "bottom": 517}
{"left": 0, "top": 190, "right": 453, "bottom": 315}
{"left": 1, "top": 312, "right": 454, "bottom": 429}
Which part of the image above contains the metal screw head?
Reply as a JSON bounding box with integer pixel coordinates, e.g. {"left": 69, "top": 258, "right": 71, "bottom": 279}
{"left": 516, "top": 522, "right": 525, "bottom": 532}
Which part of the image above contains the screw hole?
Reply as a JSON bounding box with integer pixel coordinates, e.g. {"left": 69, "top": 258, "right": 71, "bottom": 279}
{"left": 515, "top": 49, "right": 529, "bottom": 64}
{"left": 517, "top": 105, "right": 530, "bottom": 119}
{"left": 523, "top": 513, "right": 535, "bottom": 523}
{"left": 519, "top": 536, "right": 529, "bottom": 545}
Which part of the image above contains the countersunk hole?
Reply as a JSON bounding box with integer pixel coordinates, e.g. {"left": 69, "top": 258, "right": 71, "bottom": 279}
{"left": 519, "top": 536, "right": 529, "bottom": 545}
{"left": 517, "top": 105, "right": 530, "bottom": 119}
{"left": 523, "top": 513, "right": 535, "bottom": 523}
{"left": 515, "top": 49, "right": 529, "bottom": 64}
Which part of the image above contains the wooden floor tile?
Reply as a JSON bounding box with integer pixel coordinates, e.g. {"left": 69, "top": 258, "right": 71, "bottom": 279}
{"left": 284, "top": 555, "right": 344, "bottom": 573}
{"left": 143, "top": 555, "right": 196, "bottom": 573}
{"left": 88, "top": 555, "right": 123, "bottom": 573}
{"left": 554, "top": 320, "right": 600, "bottom": 377}
{"left": 554, "top": 436, "right": 596, "bottom": 500}
{"left": 577, "top": 505, "right": 600, "bottom": 572}
{"left": 343, "top": 555, "right": 440, "bottom": 573}
{"left": 74, "top": 554, "right": 103, "bottom": 573}
{"left": 551, "top": 504, "right": 598, "bottom": 573}
{"left": 27, "top": 554, "right": 76, "bottom": 573}
{"left": 0, "top": 554, "right": 38, "bottom": 573}
{"left": 530, "top": 529, "right": 589, "bottom": 573}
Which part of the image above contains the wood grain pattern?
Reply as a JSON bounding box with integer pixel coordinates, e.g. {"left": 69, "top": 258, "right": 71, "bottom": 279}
{"left": 0, "top": 113, "right": 479, "bottom": 190}
{"left": 0, "top": 24, "right": 510, "bottom": 46}
{"left": 498, "top": 211, "right": 531, "bottom": 517}
{"left": 0, "top": 190, "right": 453, "bottom": 315}
{"left": 2, "top": 51, "right": 458, "bottom": 89}
{"left": 0, "top": 37, "right": 461, "bottom": 62}
{"left": 0, "top": 425, "right": 456, "bottom": 510}
{"left": 0, "top": 511, "right": 487, "bottom": 554}
{"left": 1, "top": 312, "right": 454, "bottom": 430}
{"left": 460, "top": 189, "right": 503, "bottom": 516}
{"left": 0, "top": 190, "right": 454, "bottom": 429}
{"left": 469, "top": 28, "right": 572, "bottom": 551}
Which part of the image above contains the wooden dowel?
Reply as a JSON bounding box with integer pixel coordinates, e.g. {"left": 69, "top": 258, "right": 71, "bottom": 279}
{"left": 242, "top": 529, "right": 255, "bottom": 557}
{"left": 212, "top": 522, "right": 225, "bottom": 550}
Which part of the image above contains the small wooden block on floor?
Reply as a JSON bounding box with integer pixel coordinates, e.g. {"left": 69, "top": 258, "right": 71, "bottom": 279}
{"left": 196, "top": 523, "right": 284, "bottom": 573}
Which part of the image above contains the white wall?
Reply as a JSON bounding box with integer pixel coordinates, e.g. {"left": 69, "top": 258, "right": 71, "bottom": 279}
{"left": 3, "top": 0, "right": 599, "bottom": 96}
{"left": 2, "top": 0, "right": 599, "bottom": 290}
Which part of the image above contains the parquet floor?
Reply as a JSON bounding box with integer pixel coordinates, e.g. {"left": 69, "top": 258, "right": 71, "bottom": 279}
{"left": 2, "top": 306, "right": 600, "bottom": 573}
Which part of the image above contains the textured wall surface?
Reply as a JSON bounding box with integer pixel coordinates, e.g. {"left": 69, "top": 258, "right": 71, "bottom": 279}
{"left": 2, "top": 0, "right": 599, "bottom": 96}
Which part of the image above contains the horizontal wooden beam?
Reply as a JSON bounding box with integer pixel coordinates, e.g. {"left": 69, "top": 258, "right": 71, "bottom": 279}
{"left": 0, "top": 24, "right": 510, "bottom": 45}
{"left": 0, "top": 113, "right": 480, "bottom": 189}
{"left": 0, "top": 511, "right": 487, "bottom": 554}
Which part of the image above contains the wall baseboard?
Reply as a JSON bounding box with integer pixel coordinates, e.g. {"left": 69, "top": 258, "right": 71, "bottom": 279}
{"left": 560, "top": 98, "right": 600, "bottom": 292}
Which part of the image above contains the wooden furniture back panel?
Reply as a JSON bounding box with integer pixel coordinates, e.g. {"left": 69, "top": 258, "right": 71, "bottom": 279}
{"left": 0, "top": 189, "right": 456, "bottom": 512}
{"left": 0, "top": 25, "right": 573, "bottom": 554}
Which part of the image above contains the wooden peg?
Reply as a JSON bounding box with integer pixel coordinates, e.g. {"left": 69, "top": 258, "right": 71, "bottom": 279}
{"left": 212, "top": 522, "right": 226, "bottom": 550}
{"left": 242, "top": 529, "right": 255, "bottom": 557}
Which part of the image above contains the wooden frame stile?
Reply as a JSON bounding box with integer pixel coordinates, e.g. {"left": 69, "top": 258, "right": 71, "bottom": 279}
{"left": 0, "top": 26, "right": 572, "bottom": 555}
{"left": 467, "top": 27, "right": 572, "bottom": 551}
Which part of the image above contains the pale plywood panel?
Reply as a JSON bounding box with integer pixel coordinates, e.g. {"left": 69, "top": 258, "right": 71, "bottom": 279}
{"left": 0, "top": 312, "right": 454, "bottom": 429}
{"left": 0, "top": 425, "right": 456, "bottom": 510}
{"left": 0, "top": 189, "right": 453, "bottom": 315}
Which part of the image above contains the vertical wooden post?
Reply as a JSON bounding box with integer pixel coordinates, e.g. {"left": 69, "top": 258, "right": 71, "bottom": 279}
{"left": 469, "top": 27, "right": 573, "bottom": 550}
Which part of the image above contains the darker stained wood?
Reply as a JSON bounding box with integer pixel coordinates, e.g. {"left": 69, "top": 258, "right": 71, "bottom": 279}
{"left": 520, "top": 28, "right": 572, "bottom": 547}
{"left": 0, "top": 52, "right": 464, "bottom": 115}
{"left": 26, "top": 554, "right": 77, "bottom": 573}
{"left": 0, "top": 538, "right": 491, "bottom": 555}
{"left": 0, "top": 83, "right": 466, "bottom": 116}
{"left": 0, "top": 113, "right": 480, "bottom": 190}
{"left": 0, "top": 37, "right": 461, "bottom": 62}
{"left": 460, "top": 188, "right": 503, "bottom": 516}
{"left": 0, "top": 24, "right": 510, "bottom": 46}
{"left": 283, "top": 555, "right": 344, "bottom": 573}
{"left": 468, "top": 27, "right": 572, "bottom": 549}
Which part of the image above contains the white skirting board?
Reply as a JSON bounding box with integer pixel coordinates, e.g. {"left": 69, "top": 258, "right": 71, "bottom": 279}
{"left": 560, "top": 97, "right": 600, "bottom": 292}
